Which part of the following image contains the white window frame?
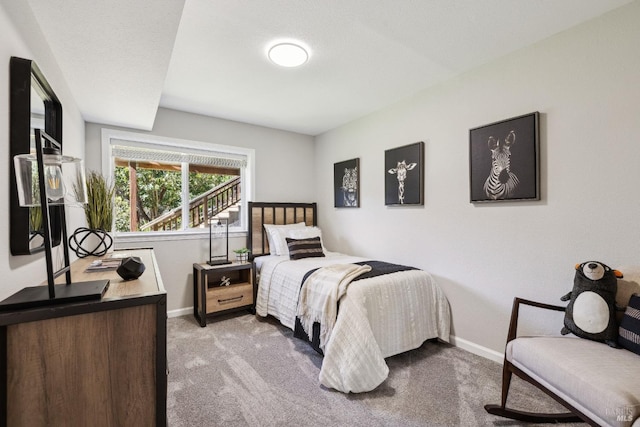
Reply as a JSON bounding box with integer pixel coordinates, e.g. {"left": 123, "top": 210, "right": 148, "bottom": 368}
{"left": 101, "top": 128, "right": 255, "bottom": 243}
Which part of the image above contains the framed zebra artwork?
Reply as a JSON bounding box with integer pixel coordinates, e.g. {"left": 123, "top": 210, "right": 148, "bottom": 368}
{"left": 334, "top": 158, "right": 360, "bottom": 208}
{"left": 385, "top": 142, "right": 424, "bottom": 206}
{"left": 469, "top": 112, "right": 540, "bottom": 203}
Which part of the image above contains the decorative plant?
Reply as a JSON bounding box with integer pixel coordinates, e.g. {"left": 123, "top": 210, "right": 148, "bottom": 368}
{"left": 233, "top": 247, "right": 250, "bottom": 262}
{"left": 82, "top": 171, "right": 115, "bottom": 232}
{"left": 29, "top": 206, "right": 43, "bottom": 231}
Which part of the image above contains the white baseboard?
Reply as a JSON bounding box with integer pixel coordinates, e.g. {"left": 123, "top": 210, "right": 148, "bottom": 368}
{"left": 449, "top": 335, "right": 504, "bottom": 364}
{"left": 168, "top": 307, "right": 193, "bottom": 318}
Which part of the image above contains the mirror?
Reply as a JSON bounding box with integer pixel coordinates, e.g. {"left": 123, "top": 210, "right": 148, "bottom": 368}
{"left": 10, "top": 56, "right": 63, "bottom": 255}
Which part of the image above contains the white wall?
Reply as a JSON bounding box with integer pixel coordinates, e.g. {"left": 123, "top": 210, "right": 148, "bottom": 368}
{"left": 85, "top": 108, "right": 315, "bottom": 312}
{"left": 314, "top": 2, "right": 640, "bottom": 356}
{"left": 0, "top": 2, "right": 87, "bottom": 301}
{"left": 5, "top": 0, "right": 638, "bottom": 359}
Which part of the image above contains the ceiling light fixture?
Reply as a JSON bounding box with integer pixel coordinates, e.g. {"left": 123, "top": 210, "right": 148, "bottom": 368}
{"left": 268, "top": 43, "right": 309, "bottom": 67}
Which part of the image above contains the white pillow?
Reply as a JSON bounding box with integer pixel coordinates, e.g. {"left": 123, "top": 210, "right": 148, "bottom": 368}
{"left": 287, "top": 226, "right": 328, "bottom": 253}
{"left": 263, "top": 222, "right": 306, "bottom": 255}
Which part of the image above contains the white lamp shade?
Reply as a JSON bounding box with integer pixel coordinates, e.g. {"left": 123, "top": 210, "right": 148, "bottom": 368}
{"left": 14, "top": 153, "right": 87, "bottom": 207}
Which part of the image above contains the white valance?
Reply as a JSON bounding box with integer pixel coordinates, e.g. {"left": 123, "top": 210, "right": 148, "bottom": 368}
{"left": 111, "top": 142, "right": 247, "bottom": 169}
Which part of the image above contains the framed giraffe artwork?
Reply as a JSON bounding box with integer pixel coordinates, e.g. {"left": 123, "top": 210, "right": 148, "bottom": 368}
{"left": 334, "top": 158, "right": 360, "bottom": 207}
{"left": 385, "top": 142, "right": 424, "bottom": 206}
{"left": 469, "top": 112, "right": 540, "bottom": 203}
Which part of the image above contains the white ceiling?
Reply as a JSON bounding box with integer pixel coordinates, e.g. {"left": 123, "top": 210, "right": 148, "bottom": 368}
{"left": 26, "top": 0, "right": 633, "bottom": 136}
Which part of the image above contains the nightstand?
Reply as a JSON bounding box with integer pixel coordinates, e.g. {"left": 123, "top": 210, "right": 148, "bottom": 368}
{"left": 192, "top": 262, "right": 255, "bottom": 327}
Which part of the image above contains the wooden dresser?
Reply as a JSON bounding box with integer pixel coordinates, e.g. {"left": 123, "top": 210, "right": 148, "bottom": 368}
{"left": 0, "top": 249, "right": 167, "bottom": 427}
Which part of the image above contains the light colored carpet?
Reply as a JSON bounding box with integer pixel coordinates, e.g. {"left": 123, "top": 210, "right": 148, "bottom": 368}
{"left": 167, "top": 313, "right": 585, "bottom": 426}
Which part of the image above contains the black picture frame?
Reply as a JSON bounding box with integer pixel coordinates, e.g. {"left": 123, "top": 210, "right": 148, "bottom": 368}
{"left": 334, "top": 158, "right": 360, "bottom": 208}
{"left": 469, "top": 112, "right": 540, "bottom": 203}
{"left": 385, "top": 142, "right": 424, "bottom": 206}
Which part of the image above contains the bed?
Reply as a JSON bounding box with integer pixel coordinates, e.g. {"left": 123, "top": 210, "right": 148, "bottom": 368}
{"left": 247, "top": 202, "right": 451, "bottom": 393}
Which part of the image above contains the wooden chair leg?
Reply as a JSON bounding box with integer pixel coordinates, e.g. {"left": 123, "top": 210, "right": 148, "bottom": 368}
{"left": 500, "top": 360, "right": 513, "bottom": 407}
{"left": 485, "top": 405, "right": 583, "bottom": 424}
{"left": 485, "top": 362, "right": 582, "bottom": 424}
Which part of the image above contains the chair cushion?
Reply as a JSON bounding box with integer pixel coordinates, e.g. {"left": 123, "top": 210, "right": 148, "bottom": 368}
{"left": 507, "top": 336, "right": 640, "bottom": 426}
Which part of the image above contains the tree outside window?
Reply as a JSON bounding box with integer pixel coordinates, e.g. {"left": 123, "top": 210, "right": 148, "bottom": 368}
{"left": 114, "top": 159, "right": 239, "bottom": 232}
{"left": 104, "top": 131, "right": 253, "bottom": 235}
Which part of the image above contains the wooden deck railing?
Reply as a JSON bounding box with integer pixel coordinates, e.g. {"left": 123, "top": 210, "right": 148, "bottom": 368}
{"left": 140, "top": 176, "right": 241, "bottom": 231}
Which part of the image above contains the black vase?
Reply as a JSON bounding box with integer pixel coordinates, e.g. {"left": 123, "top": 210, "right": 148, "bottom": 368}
{"left": 116, "top": 256, "right": 146, "bottom": 281}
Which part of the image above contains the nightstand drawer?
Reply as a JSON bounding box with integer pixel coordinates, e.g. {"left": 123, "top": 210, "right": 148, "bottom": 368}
{"left": 206, "top": 283, "right": 253, "bottom": 313}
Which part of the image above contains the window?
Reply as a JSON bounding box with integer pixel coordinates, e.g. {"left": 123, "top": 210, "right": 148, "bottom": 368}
{"left": 101, "top": 130, "right": 254, "bottom": 236}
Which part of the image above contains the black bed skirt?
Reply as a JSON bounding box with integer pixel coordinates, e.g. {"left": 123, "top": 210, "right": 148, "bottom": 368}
{"left": 294, "top": 318, "right": 324, "bottom": 355}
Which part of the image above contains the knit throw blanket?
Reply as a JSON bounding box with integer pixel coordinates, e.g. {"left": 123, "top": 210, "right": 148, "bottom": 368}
{"left": 296, "top": 263, "right": 372, "bottom": 351}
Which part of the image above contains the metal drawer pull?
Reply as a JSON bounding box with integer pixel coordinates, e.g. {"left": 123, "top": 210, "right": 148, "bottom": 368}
{"left": 218, "top": 295, "right": 243, "bottom": 304}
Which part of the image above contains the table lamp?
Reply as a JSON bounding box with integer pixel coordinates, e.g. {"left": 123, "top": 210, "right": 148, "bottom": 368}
{"left": 0, "top": 129, "right": 110, "bottom": 311}
{"left": 208, "top": 216, "right": 231, "bottom": 266}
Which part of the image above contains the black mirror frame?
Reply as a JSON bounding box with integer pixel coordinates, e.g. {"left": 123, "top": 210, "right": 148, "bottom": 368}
{"left": 10, "top": 56, "right": 63, "bottom": 255}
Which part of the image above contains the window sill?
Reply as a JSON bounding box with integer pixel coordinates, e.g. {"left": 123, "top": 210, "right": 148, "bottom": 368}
{"left": 114, "top": 230, "right": 247, "bottom": 244}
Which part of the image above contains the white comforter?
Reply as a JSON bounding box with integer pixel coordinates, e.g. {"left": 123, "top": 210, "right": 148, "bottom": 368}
{"left": 255, "top": 253, "right": 451, "bottom": 393}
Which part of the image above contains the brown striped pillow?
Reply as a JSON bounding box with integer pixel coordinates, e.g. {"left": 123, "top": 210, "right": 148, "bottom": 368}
{"left": 618, "top": 294, "right": 640, "bottom": 355}
{"left": 286, "top": 237, "right": 325, "bottom": 260}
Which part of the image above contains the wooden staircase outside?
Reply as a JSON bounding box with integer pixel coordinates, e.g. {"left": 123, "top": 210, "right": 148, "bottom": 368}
{"left": 140, "top": 176, "right": 241, "bottom": 231}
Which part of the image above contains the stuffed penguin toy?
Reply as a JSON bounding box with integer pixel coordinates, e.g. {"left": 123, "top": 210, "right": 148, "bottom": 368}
{"left": 560, "top": 261, "right": 624, "bottom": 347}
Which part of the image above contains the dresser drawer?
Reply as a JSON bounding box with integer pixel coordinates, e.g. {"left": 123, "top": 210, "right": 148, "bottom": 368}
{"left": 206, "top": 283, "right": 253, "bottom": 313}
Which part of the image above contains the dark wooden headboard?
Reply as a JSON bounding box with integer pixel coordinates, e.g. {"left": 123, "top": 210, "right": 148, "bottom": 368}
{"left": 247, "top": 202, "right": 317, "bottom": 258}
